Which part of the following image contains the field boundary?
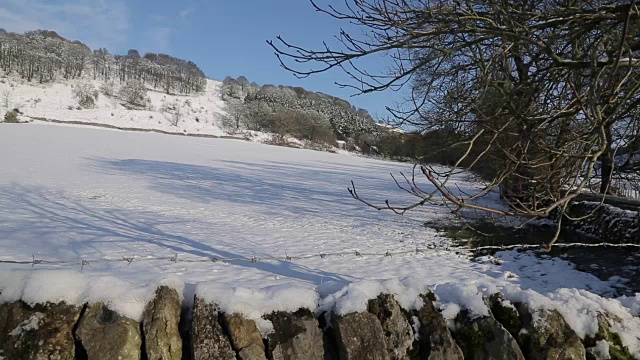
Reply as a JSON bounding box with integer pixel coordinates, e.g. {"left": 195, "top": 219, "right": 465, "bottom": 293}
{"left": 23, "top": 115, "right": 247, "bottom": 140}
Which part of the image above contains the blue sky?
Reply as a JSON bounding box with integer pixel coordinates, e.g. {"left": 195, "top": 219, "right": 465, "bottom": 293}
{"left": 0, "top": 0, "right": 406, "bottom": 119}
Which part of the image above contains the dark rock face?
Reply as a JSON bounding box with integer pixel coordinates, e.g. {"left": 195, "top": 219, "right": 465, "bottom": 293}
{"left": 318, "top": 312, "right": 340, "bottom": 360}
{"left": 452, "top": 311, "right": 525, "bottom": 360}
{"left": 75, "top": 303, "right": 142, "bottom": 360}
{"left": 0, "top": 301, "right": 81, "bottom": 360}
{"left": 414, "top": 293, "right": 463, "bottom": 360}
{"left": 516, "top": 304, "right": 585, "bottom": 360}
{"left": 222, "top": 313, "right": 267, "bottom": 360}
{"left": 191, "top": 296, "right": 236, "bottom": 360}
{"left": 332, "top": 311, "right": 390, "bottom": 360}
{"left": 142, "top": 286, "right": 182, "bottom": 360}
{"left": 368, "top": 294, "right": 414, "bottom": 360}
{"left": 264, "top": 309, "right": 324, "bottom": 360}
{"left": 487, "top": 293, "right": 522, "bottom": 337}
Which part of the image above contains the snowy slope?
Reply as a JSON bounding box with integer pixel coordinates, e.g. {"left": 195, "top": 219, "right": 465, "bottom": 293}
{"left": 1, "top": 77, "right": 227, "bottom": 136}
{"left": 0, "top": 124, "right": 639, "bottom": 353}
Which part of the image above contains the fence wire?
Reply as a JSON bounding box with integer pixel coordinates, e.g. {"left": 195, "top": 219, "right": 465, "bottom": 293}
{"left": 0, "top": 247, "right": 448, "bottom": 269}
{"left": 0, "top": 241, "right": 638, "bottom": 269}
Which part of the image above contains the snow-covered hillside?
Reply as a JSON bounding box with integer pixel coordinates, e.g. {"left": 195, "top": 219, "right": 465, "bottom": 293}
{"left": 1, "top": 77, "right": 228, "bottom": 136}
{"left": 0, "top": 123, "right": 639, "bottom": 355}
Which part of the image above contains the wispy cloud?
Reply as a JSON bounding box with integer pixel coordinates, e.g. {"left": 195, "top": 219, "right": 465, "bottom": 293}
{"left": 145, "top": 26, "right": 173, "bottom": 54}
{"left": 179, "top": 6, "right": 195, "bottom": 19}
{"left": 0, "top": 0, "right": 130, "bottom": 49}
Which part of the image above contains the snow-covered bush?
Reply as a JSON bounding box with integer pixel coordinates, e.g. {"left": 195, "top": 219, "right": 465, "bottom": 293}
{"left": 3, "top": 110, "right": 18, "bottom": 123}
{"left": 170, "top": 105, "right": 182, "bottom": 126}
{"left": 220, "top": 113, "right": 239, "bottom": 133}
{"left": 159, "top": 98, "right": 174, "bottom": 113}
{"left": 119, "top": 80, "right": 148, "bottom": 106}
{"left": 99, "top": 80, "right": 116, "bottom": 97}
{"left": 159, "top": 100, "right": 182, "bottom": 126}
{"left": 72, "top": 82, "right": 99, "bottom": 108}
{"left": 264, "top": 133, "right": 290, "bottom": 147}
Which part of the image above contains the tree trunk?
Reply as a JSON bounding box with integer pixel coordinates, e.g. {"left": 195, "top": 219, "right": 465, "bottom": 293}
{"left": 600, "top": 125, "right": 614, "bottom": 194}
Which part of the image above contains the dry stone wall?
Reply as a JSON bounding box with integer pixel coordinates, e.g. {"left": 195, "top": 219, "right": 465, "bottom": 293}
{"left": 564, "top": 201, "right": 640, "bottom": 244}
{"left": 0, "top": 286, "right": 637, "bottom": 360}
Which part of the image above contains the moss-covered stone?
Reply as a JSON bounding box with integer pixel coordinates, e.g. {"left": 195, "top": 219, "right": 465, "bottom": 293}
{"left": 143, "top": 286, "right": 182, "bottom": 360}
{"left": 76, "top": 303, "right": 142, "bottom": 360}
{"left": 451, "top": 311, "right": 524, "bottom": 360}
{"left": 584, "top": 313, "right": 633, "bottom": 360}
{"left": 264, "top": 309, "right": 323, "bottom": 360}
{"left": 332, "top": 311, "right": 390, "bottom": 360}
{"left": 222, "top": 312, "right": 267, "bottom": 360}
{"left": 0, "top": 301, "right": 81, "bottom": 360}
{"left": 515, "top": 304, "right": 585, "bottom": 360}
{"left": 368, "top": 294, "right": 414, "bottom": 360}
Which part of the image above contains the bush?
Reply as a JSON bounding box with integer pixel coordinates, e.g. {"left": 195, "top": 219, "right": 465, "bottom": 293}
{"left": 264, "top": 133, "right": 291, "bottom": 147}
{"left": 220, "top": 113, "right": 240, "bottom": 133}
{"left": 119, "top": 80, "right": 148, "bottom": 106}
{"left": 160, "top": 100, "right": 181, "bottom": 126}
{"left": 99, "top": 80, "right": 116, "bottom": 96}
{"left": 72, "top": 82, "right": 99, "bottom": 108}
{"left": 267, "top": 109, "right": 337, "bottom": 145}
{"left": 4, "top": 110, "right": 18, "bottom": 123}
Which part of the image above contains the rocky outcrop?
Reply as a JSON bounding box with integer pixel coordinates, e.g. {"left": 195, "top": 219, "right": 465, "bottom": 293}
{"left": 0, "top": 301, "right": 81, "bottom": 360}
{"left": 191, "top": 295, "right": 236, "bottom": 360}
{"left": 413, "top": 293, "right": 463, "bottom": 360}
{"left": 75, "top": 303, "right": 142, "bottom": 360}
{"left": 143, "top": 286, "right": 182, "bottom": 360}
{"left": 222, "top": 313, "right": 267, "bottom": 360}
{"left": 452, "top": 311, "right": 525, "bottom": 360}
{"left": 368, "top": 294, "right": 414, "bottom": 360}
{"left": 333, "top": 311, "right": 390, "bottom": 360}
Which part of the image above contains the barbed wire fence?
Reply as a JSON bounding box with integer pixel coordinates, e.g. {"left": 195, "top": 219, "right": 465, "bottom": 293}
{"left": 0, "top": 241, "right": 639, "bottom": 270}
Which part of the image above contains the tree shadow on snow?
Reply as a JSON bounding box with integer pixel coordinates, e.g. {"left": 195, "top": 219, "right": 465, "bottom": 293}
{"left": 88, "top": 157, "right": 446, "bottom": 227}
{"left": 0, "top": 184, "right": 355, "bottom": 287}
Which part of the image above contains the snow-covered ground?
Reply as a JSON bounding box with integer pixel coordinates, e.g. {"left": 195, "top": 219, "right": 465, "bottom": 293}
{"left": 0, "top": 123, "right": 639, "bottom": 354}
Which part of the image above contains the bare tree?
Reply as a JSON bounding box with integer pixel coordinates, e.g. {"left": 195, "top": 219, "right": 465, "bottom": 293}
{"left": 1, "top": 88, "right": 12, "bottom": 109}
{"left": 0, "top": 30, "right": 206, "bottom": 94}
{"left": 270, "top": 0, "right": 640, "bottom": 248}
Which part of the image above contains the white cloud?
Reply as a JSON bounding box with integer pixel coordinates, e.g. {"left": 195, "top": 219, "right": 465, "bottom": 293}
{"left": 0, "top": 0, "right": 130, "bottom": 49}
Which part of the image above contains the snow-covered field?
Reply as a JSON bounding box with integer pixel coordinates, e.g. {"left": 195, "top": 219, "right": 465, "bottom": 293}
{"left": 1, "top": 77, "right": 227, "bottom": 136}
{"left": 0, "top": 123, "right": 639, "bottom": 353}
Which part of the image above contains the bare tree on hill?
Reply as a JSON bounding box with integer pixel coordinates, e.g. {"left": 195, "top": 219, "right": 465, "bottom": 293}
{"left": 0, "top": 30, "right": 207, "bottom": 95}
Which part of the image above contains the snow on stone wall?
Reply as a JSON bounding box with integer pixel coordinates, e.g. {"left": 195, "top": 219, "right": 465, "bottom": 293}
{"left": 2, "top": 284, "right": 639, "bottom": 360}
{"left": 565, "top": 201, "right": 640, "bottom": 243}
